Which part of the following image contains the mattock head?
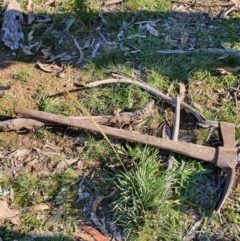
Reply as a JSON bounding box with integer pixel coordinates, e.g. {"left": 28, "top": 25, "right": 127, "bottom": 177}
{"left": 214, "top": 122, "right": 238, "bottom": 212}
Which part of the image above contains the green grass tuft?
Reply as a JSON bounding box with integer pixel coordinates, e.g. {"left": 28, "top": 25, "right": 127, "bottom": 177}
{"left": 110, "top": 145, "right": 183, "bottom": 240}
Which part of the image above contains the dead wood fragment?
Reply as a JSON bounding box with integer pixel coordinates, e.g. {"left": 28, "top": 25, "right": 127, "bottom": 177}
{"left": 82, "top": 225, "right": 110, "bottom": 241}
{"left": 182, "top": 214, "right": 205, "bottom": 241}
{"left": 171, "top": 0, "right": 234, "bottom": 7}
{"left": 27, "top": 231, "right": 56, "bottom": 238}
{"left": 0, "top": 101, "right": 154, "bottom": 131}
{"left": 28, "top": 0, "right": 35, "bottom": 24}
{"left": 157, "top": 48, "right": 240, "bottom": 56}
{"left": 216, "top": 66, "right": 240, "bottom": 74}
{"left": 73, "top": 38, "right": 84, "bottom": 64}
{"left": 72, "top": 232, "right": 94, "bottom": 241}
{"left": 20, "top": 204, "right": 50, "bottom": 214}
{"left": 0, "top": 85, "right": 11, "bottom": 90}
{"left": 1, "top": 0, "right": 24, "bottom": 50}
{"left": 102, "top": 0, "right": 123, "bottom": 6}
{"left": 0, "top": 200, "right": 20, "bottom": 225}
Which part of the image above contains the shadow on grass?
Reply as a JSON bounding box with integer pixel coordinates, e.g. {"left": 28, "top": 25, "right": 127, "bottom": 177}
{"left": 0, "top": 3, "right": 240, "bottom": 78}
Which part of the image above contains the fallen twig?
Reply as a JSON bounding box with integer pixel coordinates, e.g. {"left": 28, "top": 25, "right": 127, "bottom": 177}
{"left": 157, "top": 48, "right": 240, "bottom": 56}
{"left": 182, "top": 213, "right": 205, "bottom": 241}
{"left": 168, "top": 96, "right": 180, "bottom": 170}
{"left": 73, "top": 38, "right": 84, "bottom": 64}
{"left": 77, "top": 78, "right": 219, "bottom": 127}
{"left": 102, "top": 0, "right": 123, "bottom": 6}
{"left": 0, "top": 86, "right": 11, "bottom": 90}
{"left": 1, "top": 101, "right": 154, "bottom": 131}
{"left": 171, "top": 0, "right": 234, "bottom": 7}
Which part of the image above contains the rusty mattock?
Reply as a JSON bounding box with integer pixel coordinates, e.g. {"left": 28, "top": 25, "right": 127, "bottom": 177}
{"left": 14, "top": 106, "right": 239, "bottom": 212}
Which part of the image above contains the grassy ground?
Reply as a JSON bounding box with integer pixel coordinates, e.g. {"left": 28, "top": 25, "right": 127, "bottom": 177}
{"left": 0, "top": 0, "right": 240, "bottom": 240}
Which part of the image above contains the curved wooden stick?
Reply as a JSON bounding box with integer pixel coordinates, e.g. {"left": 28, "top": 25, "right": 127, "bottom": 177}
{"left": 79, "top": 78, "right": 219, "bottom": 127}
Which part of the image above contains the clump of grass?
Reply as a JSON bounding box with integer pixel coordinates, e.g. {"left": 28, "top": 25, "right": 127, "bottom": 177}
{"left": 14, "top": 173, "right": 41, "bottom": 207}
{"left": 41, "top": 34, "right": 56, "bottom": 51}
{"left": 173, "top": 159, "right": 217, "bottom": 214}
{"left": 38, "top": 95, "right": 63, "bottom": 113}
{"left": 111, "top": 145, "right": 182, "bottom": 240}
{"left": 124, "top": 0, "right": 170, "bottom": 12}
{"left": 13, "top": 69, "right": 30, "bottom": 83}
{"left": 74, "top": 0, "right": 96, "bottom": 27}
{"left": 35, "top": 87, "right": 64, "bottom": 114}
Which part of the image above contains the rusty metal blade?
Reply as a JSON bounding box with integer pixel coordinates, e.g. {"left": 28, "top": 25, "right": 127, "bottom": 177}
{"left": 216, "top": 167, "right": 235, "bottom": 212}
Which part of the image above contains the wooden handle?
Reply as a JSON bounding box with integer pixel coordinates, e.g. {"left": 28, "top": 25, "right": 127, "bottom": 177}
{"left": 14, "top": 106, "right": 217, "bottom": 163}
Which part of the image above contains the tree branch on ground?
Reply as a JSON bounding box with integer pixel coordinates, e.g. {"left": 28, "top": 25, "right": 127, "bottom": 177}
{"left": 76, "top": 77, "right": 219, "bottom": 127}
{"left": 0, "top": 101, "right": 154, "bottom": 131}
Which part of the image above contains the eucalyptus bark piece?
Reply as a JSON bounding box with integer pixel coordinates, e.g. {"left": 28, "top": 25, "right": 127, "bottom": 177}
{"left": 1, "top": 0, "right": 24, "bottom": 50}
{"left": 0, "top": 101, "right": 154, "bottom": 131}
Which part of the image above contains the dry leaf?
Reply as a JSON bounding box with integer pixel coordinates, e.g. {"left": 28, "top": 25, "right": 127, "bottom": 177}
{"left": 72, "top": 231, "right": 94, "bottom": 241}
{"left": 46, "top": 51, "right": 68, "bottom": 62}
{"left": 36, "top": 61, "right": 62, "bottom": 73}
{"left": 162, "top": 124, "right": 172, "bottom": 140}
{"left": 83, "top": 38, "right": 91, "bottom": 49}
{"left": 28, "top": 0, "right": 35, "bottom": 24}
{"left": 217, "top": 55, "right": 229, "bottom": 60}
{"left": 60, "top": 55, "right": 77, "bottom": 61}
{"left": 82, "top": 225, "right": 110, "bottom": 241}
{"left": 21, "top": 46, "right": 34, "bottom": 55}
{"left": 183, "top": 214, "right": 204, "bottom": 241}
{"left": 99, "top": 31, "right": 118, "bottom": 46}
{"left": 216, "top": 66, "right": 240, "bottom": 74}
{"left": 124, "top": 34, "right": 146, "bottom": 40}
{"left": 145, "top": 23, "right": 159, "bottom": 37}
{"left": 73, "top": 38, "right": 84, "bottom": 64}
{"left": 91, "top": 43, "right": 101, "bottom": 58}
{"left": 35, "top": 15, "right": 52, "bottom": 23}
{"left": 135, "top": 20, "right": 159, "bottom": 25}
{"left": 28, "top": 29, "right": 35, "bottom": 42}
{"left": 0, "top": 201, "right": 20, "bottom": 225}
{"left": 129, "top": 50, "right": 141, "bottom": 54}
{"left": 44, "top": 205, "right": 64, "bottom": 229}
{"left": 21, "top": 204, "right": 50, "bottom": 214}
{"left": 55, "top": 158, "right": 78, "bottom": 171}
{"left": 27, "top": 230, "right": 56, "bottom": 238}
{"left": 41, "top": 48, "right": 52, "bottom": 58}
{"left": 66, "top": 17, "right": 75, "bottom": 34}
{"left": 92, "top": 196, "right": 104, "bottom": 214}
{"left": 113, "top": 108, "right": 121, "bottom": 115}
{"left": 7, "top": 149, "right": 31, "bottom": 158}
